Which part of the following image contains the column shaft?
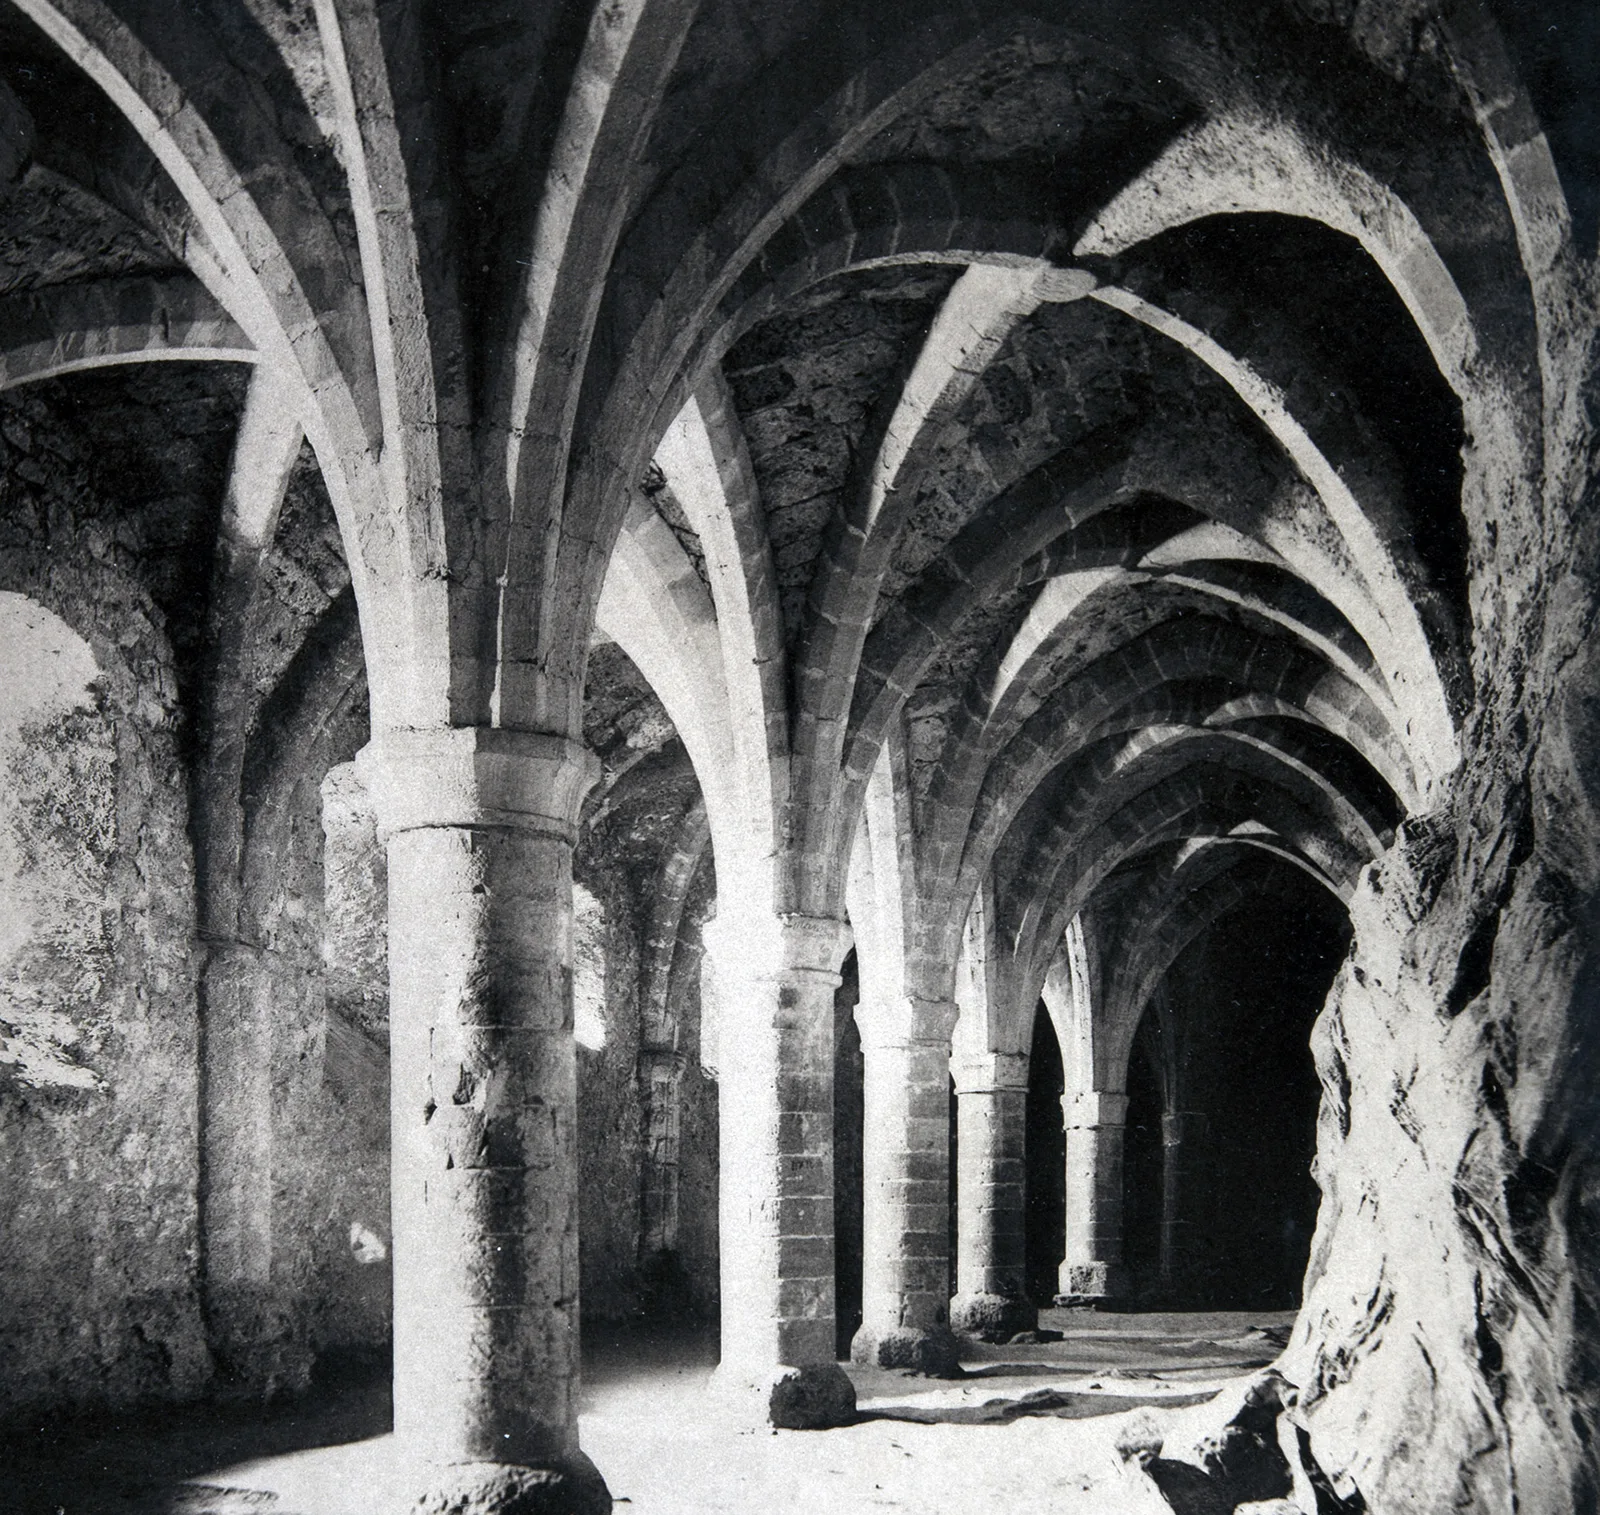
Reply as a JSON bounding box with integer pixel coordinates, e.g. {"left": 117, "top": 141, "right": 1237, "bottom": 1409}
{"left": 851, "top": 998, "right": 960, "bottom": 1374}
{"left": 198, "top": 943, "right": 280, "bottom": 1377}
{"left": 360, "top": 729, "right": 608, "bottom": 1514}
{"left": 1058, "top": 1091, "right": 1129, "bottom": 1303}
{"left": 1160, "top": 1110, "right": 1207, "bottom": 1296}
{"left": 950, "top": 1053, "right": 1035, "bottom": 1341}
{"left": 638, "top": 1047, "right": 686, "bottom": 1259}
{"left": 707, "top": 912, "right": 856, "bottom": 1427}
{"left": 386, "top": 823, "right": 578, "bottom": 1461}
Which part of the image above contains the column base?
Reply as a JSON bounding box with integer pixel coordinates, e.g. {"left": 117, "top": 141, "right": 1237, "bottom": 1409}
{"left": 949, "top": 1291, "right": 1038, "bottom": 1343}
{"left": 711, "top": 1361, "right": 859, "bottom": 1429}
{"left": 1055, "top": 1260, "right": 1128, "bottom": 1306}
{"left": 412, "top": 1456, "right": 612, "bottom": 1515}
{"left": 849, "top": 1324, "right": 962, "bottom": 1377}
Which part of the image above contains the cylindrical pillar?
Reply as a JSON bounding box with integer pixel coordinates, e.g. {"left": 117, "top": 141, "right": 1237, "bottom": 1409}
{"left": 358, "top": 729, "right": 610, "bottom": 1515}
{"left": 851, "top": 997, "right": 961, "bottom": 1375}
{"left": 1160, "top": 1109, "right": 1207, "bottom": 1297}
{"left": 638, "top": 1045, "right": 687, "bottom": 1260}
{"left": 1059, "top": 1091, "right": 1130, "bottom": 1304}
{"left": 949, "top": 1052, "right": 1035, "bottom": 1342}
{"left": 704, "top": 910, "right": 856, "bottom": 1428}
{"left": 197, "top": 940, "right": 283, "bottom": 1383}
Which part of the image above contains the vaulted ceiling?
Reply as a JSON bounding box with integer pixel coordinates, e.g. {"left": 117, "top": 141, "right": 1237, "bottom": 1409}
{"left": 0, "top": 0, "right": 1581, "bottom": 1052}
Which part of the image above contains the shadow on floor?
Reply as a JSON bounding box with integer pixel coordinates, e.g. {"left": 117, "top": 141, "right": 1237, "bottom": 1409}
{"left": 5, "top": 1311, "right": 1293, "bottom": 1514}
{"left": 1, "top": 1371, "right": 391, "bottom": 1515}
{"left": 858, "top": 1384, "right": 1220, "bottom": 1426}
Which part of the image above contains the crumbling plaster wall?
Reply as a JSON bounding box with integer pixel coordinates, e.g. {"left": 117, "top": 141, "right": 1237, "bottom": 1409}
{"left": 669, "top": 870, "right": 720, "bottom": 1321}
{"left": 577, "top": 642, "right": 721, "bottom": 1327}
{"left": 0, "top": 367, "right": 393, "bottom": 1420}
{"left": 0, "top": 380, "right": 214, "bottom": 1423}
{"left": 572, "top": 845, "right": 646, "bottom": 1324}
{"left": 237, "top": 692, "right": 389, "bottom": 1387}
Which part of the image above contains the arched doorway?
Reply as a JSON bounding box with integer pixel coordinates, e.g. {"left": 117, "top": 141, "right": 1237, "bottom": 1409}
{"left": 1131, "top": 864, "right": 1350, "bottom": 1308}
{"left": 1023, "top": 1002, "right": 1065, "bottom": 1307}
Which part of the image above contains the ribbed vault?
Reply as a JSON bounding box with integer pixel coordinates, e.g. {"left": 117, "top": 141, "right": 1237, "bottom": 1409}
{"left": 0, "top": 1, "right": 1591, "bottom": 1511}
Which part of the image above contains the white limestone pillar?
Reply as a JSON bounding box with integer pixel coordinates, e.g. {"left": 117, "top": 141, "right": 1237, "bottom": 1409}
{"left": 949, "top": 1052, "right": 1036, "bottom": 1342}
{"left": 1161, "top": 1109, "right": 1208, "bottom": 1292}
{"left": 851, "top": 996, "right": 961, "bottom": 1375}
{"left": 703, "top": 910, "right": 857, "bottom": 1428}
{"left": 358, "top": 729, "right": 610, "bottom": 1515}
{"left": 1059, "top": 1091, "right": 1129, "bottom": 1303}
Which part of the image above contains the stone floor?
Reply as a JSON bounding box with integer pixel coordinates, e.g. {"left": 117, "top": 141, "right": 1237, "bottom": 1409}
{"left": 8, "top": 1309, "right": 1296, "bottom": 1515}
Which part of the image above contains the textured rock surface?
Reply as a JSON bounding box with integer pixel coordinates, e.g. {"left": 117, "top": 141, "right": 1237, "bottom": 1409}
{"left": 0, "top": 376, "right": 218, "bottom": 1421}
{"left": 413, "top": 1456, "right": 612, "bottom": 1515}
{"left": 765, "top": 1362, "right": 859, "bottom": 1431}
{"left": 1273, "top": 171, "right": 1600, "bottom": 1515}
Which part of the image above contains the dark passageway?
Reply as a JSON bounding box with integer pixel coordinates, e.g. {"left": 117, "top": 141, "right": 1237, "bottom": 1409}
{"left": 1025, "top": 1003, "right": 1067, "bottom": 1307}
{"left": 1130, "top": 864, "right": 1351, "bottom": 1309}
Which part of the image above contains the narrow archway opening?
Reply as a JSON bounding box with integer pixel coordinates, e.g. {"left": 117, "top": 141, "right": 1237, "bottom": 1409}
{"left": 1133, "top": 864, "right": 1351, "bottom": 1310}
{"left": 1023, "top": 1001, "right": 1066, "bottom": 1306}
{"left": 574, "top": 635, "right": 719, "bottom": 1366}
{"left": 1121, "top": 1038, "right": 1166, "bottom": 1290}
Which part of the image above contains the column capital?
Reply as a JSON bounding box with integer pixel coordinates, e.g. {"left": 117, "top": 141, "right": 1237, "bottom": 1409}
{"left": 319, "top": 758, "right": 371, "bottom": 828}
{"left": 356, "top": 728, "right": 599, "bottom": 843}
{"left": 700, "top": 910, "right": 849, "bottom": 983}
{"left": 950, "top": 1051, "right": 1030, "bottom": 1093}
{"left": 1162, "top": 1110, "right": 1206, "bottom": 1145}
{"left": 855, "top": 995, "right": 959, "bottom": 1049}
{"left": 1063, "top": 1090, "right": 1129, "bottom": 1128}
{"left": 638, "top": 1045, "right": 687, "bottom": 1078}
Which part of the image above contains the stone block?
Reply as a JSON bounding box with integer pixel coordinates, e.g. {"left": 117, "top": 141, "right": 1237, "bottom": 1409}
{"left": 950, "top": 1290, "right": 1037, "bottom": 1343}
{"left": 1057, "top": 1260, "right": 1128, "bottom": 1303}
{"left": 850, "top": 1323, "right": 961, "bottom": 1377}
{"left": 412, "top": 1456, "right": 611, "bottom": 1515}
{"left": 765, "top": 1363, "right": 857, "bottom": 1430}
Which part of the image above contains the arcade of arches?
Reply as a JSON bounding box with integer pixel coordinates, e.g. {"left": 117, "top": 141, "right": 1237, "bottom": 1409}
{"left": 0, "top": 1, "right": 1595, "bottom": 1511}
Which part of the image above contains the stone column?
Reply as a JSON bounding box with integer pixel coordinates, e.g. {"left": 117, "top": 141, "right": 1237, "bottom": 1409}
{"left": 197, "top": 939, "right": 282, "bottom": 1379}
{"left": 702, "top": 910, "right": 857, "bottom": 1429}
{"left": 851, "top": 997, "right": 961, "bottom": 1375}
{"left": 357, "top": 728, "right": 610, "bottom": 1515}
{"left": 638, "top": 1045, "right": 687, "bottom": 1260}
{"left": 1058, "top": 1092, "right": 1129, "bottom": 1304}
{"left": 949, "top": 1052, "right": 1036, "bottom": 1342}
{"left": 1160, "top": 1110, "right": 1207, "bottom": 1295}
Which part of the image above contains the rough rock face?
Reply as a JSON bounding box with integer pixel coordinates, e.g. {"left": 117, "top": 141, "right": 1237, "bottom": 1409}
{"left": 1281, "top": 722, "right": 1599, "bottom": 1509}
{"left": 1271, "top": 271, "right": 1600, "bottom": 1515}
{"left": 1122, "top": 1372, "right": 1366, "bottom": 1514}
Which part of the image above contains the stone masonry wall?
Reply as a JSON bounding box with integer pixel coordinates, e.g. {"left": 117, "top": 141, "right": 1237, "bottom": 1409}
{"left": 239, "top": 709, "right": 390, "bottom": 1389}
{"left": 573, "top": 826, "right": 720, "bottom": 1328}
{"left": 0, "top": 383, "right": 212, "bottom": 1423}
